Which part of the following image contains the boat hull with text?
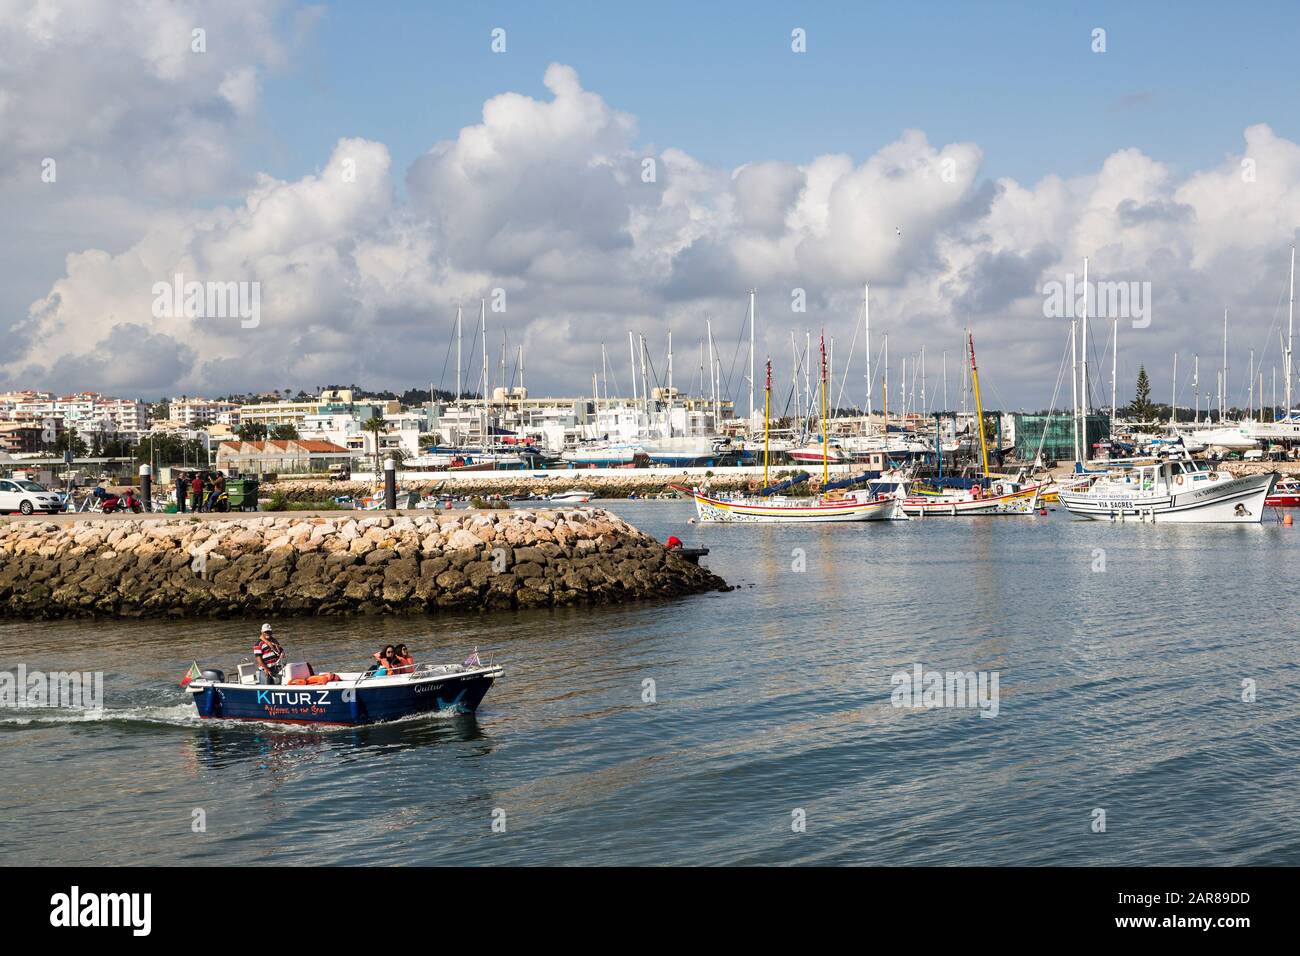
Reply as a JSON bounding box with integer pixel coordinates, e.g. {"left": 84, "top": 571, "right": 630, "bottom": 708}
{"left": 185, "top": 664, "right": 503, "bottom": 725}
{"left": 1059, "top": 465, "right": 1275, "bottom": 523}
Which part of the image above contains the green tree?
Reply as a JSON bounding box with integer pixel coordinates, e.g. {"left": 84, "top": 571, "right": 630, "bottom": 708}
{"left": 269, "top": 423, "right": 299, "bottom": 440}
{"left": 52, "top": 426, "right": 88, "bottom": 458}
{"left": 1126, "top": 365, "right": 1159, "bottom": 422}
{"left": 362, "top": 413, "right": 387, "bottom": 476}
{"left": 134, "top": 434, "right": 208, "bottom": 468}
{"left": 237, "top": 421, "right": 268, "bottom": 440}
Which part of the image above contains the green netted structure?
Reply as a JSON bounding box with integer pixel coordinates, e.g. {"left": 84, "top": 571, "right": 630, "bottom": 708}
{"left": 1013, "top": 413, "right": 1110, "bottom": 462}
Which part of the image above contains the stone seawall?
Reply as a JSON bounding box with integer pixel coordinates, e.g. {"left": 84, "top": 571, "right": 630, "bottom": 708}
{"left": 263, "top": 472, "right": 764, "bottom": 501}
{"left": 0, "top": 510, "right": 727, "bottom": 619}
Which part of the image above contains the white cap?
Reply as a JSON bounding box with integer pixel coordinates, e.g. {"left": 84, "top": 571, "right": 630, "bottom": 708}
{"left": 260, "top": 623, "right": 273, "bottom": 633}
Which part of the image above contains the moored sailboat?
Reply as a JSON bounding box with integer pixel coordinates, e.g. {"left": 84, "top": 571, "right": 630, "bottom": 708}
{"left": 684, "top": 341, "right": 906, "bottom": 523}
{"left": 884, "top": 331, "right": 1044, "bottom": 516}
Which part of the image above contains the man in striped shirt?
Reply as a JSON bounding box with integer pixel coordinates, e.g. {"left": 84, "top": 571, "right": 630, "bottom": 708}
{"left": 253, "top": 623, "right": 285, "bottom": 684}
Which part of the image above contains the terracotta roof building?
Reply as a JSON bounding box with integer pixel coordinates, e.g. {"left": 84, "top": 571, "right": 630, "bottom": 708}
{"left": 215, "top": 439, "right": 352, "bottom": 475}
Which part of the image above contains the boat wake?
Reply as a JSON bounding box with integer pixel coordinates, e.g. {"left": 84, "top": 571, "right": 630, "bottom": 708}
{"left": 0, "top": 702, "right": 199, "bottom": 728}
{"left": 0, "top": 701, "right": 481, "bottom": 732}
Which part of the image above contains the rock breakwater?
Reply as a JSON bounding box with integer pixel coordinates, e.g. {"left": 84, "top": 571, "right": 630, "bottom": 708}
{"left": 0, "top": 510, "right": 726, "bottom": 619}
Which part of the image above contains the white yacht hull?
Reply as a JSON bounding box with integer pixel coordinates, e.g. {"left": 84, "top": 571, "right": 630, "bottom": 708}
{"left": 1059, "top": 472, "right": 1275, "bottom": 523}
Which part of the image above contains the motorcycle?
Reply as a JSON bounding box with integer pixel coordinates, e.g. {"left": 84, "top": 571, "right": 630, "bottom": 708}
{"left": 101, "top": 489, "right": 143, "bottom": 514}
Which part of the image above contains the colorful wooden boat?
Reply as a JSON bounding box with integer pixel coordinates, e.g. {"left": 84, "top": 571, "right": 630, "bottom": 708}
{"left": 687, "top": 487, "right": 905, "bottom": 522}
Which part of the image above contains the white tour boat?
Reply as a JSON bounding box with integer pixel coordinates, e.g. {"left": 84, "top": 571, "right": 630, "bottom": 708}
{"left": 1058, "top": 458, "right": 1276, "bottom": 522}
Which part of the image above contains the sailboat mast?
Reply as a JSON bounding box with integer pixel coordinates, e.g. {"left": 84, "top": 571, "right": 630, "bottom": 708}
{"left": 600, "top": 343, "right": 608, "bottom": 407}
{"left": 883, "top": 332, "right": 889, "bottom": 430}
{"left": 1110, "top": 313, "right": 1118, "bottom": 437}
{"left": 1171, "top": 353, "right": 1177, "bottom": 425}
{"left": 829, "top": 337, "right": 834, "bottom": 415}
{"left": 790, "top": 331, "right": 799, "bottom": 424}
{"left": 921, "top": 345, "right": 927, "bottom": 414}
{"left": 628, "top": 331, "right": 637, "bottom": 405}
{"left": 901, "top": 356, "right": 907, "bottom": 419}
{"left": 969, "top": 331, "right": 990, "bottom": 478}
{"left": 706, "top": 321, "right": 716, "bottom": 426}
{"left": 1081, "top": 256, "right": 1089, "bottom": 448}
{"left": 456, "top": 305, "right": 463, "bottom": 400}
{"left": 820, "top": 332, "right": 829, "bottom": 485}
{"left": 1070, "top": 319, "right": 1079, "bottom": 462}
{"left": 943, "top": 350, "right": 949, "bottom": 413}
{"left": 763, "top": 359, "right": 772, "bottom": 487}
{"left": 639, "top": 333, "right": 649, "bottom": 417}
{"left": 667, "top": 329, "right": 673, "bottom": 393}
{"left": 864, "top": 284, "right": 872, "bottom": 421}
{"left": 1249, "top": 348, "right": 1255, "bottom": 418}
{"left": 479, "top": 298, "right": 488, "bottom": 451}
{"left": 1193, "top": 354, "right": 1199, "bottom": 424}
{"left": 1288, "top": 245, "right": 1295, "bottom": 416}
{"left": 748, "top": 290, "right": 757, "bottom": 427}
{"left": 1222, "top": 309, "right": 1228, "bottom": 421}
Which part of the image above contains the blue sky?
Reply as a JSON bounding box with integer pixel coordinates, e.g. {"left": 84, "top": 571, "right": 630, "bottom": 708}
{"left": 259, "top": 0, "right": 1300, "bottom": 193}
{"left": 6, "top": 0, "right": 1300, "bottom": 406}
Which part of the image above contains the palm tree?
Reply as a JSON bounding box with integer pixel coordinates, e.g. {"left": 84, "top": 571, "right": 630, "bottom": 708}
{"left": 362, "top": 414, "right": 387, "bottom": 477}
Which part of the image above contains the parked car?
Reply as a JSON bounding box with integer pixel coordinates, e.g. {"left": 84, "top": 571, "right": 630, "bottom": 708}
{"left": 0, "top": 477, "right": 63, "bottom": 515}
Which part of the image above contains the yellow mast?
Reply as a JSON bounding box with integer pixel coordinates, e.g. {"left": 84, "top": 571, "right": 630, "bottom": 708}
{"left": 763, "top": 358, "right": 771, "bottom": 487}
{"left": 968, "top": 331, "right": 990, "bottom": 478}
{"left": 820, "top": 332, "right": 829, "bottom": 485}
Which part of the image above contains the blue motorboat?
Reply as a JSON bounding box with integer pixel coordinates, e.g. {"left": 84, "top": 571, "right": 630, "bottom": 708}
{"left": 184, "top": 658, "right": 503, "bottom": 726}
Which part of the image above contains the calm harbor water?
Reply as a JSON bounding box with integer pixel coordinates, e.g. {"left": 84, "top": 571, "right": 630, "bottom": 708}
{"left": 2, "top": 500, "right": 1298, "bottom": 866}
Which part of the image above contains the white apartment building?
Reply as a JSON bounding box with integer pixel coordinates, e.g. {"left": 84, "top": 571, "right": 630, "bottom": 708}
{"left": 8, "top": 392, "right": 148, "bottom": 438}
{"left": 236, "top": 399, "right": 323, "bottom": 429}
{"left": 170, "top": 397, "right": 238, "bottom": 428}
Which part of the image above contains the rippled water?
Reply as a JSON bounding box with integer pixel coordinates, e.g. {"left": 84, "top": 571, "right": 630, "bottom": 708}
{"left": 2, "top": 501, "right": 1298, "bottom": 865}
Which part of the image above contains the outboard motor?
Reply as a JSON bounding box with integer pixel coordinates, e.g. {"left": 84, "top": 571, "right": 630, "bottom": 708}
{"left": 200, "top": 668, "right": 226, "bottom": 683}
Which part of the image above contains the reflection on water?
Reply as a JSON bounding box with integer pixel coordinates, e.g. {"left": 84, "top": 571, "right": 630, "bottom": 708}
{"left": 2, "top": 501, "right": 1299, "bottom": 865}
{"left": 181, "top": 714, "right": 493, "bottom": 774}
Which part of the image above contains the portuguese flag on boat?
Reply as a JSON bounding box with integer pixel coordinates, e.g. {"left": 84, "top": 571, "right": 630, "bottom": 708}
{"left": 180, "top": 662, "right": 202, "bottom": 688}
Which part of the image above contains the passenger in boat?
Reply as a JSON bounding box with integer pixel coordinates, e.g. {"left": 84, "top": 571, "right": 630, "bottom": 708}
{"left": 391, "top": 644, "right": 415, "bottom": 675}
{"left": 370, "top": 644, "right": 399, "bottom": 677}
{"left": 253, "top": 623, "right": 285, "bottom": 684}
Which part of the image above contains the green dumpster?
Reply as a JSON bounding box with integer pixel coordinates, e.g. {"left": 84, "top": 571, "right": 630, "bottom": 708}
{"left": 227, "top": 477, "right": 260, "bottom": 511}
